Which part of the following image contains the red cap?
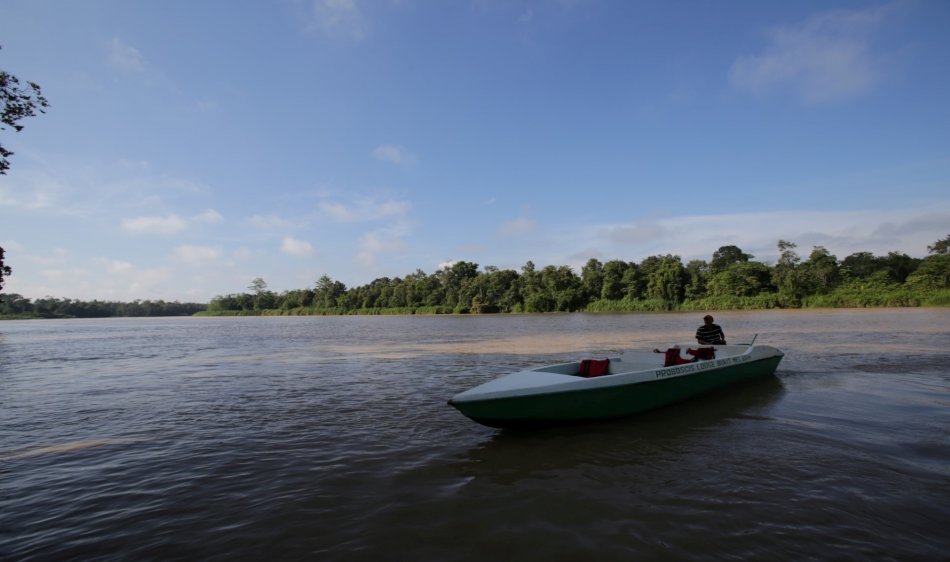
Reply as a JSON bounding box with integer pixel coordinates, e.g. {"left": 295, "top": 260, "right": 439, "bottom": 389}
{"left": 703, "top": 314, "right": 713, "bottom": 321}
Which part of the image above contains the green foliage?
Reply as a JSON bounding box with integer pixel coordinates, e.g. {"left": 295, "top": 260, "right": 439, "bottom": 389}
{"left": 601, "top": 260, "right": 631, "bottom": 300}
{"left": 645, "top": 255, "right": 685, "bottom": 303}
{"left": 0, "top": 246, "right": 10, "bottom": 297}
{"left": 580, "top": 258, "right": 604, "bottom": 304}
{"left": 2, "top": 294, "right": 206, "bottom": 318}
{"left": 197, "top": 239, "right": 948, "bottom": 317}
{"left": 921, "top": 289, "right": 950, "bottom": 306}
{"left": 2, "top": 46, "right": 50, "bottom": 175}
{"left": 710, "top": 245, "right": 752, "bottom": 274}
{"left": 11, "top": 235, "right": 950, "bottom": 320}
{"left": 585, "top": 298, "right": 670, "bottom": 312}
{"left": 905, "top": 255, "right": 950, "bottom": 291}
{"left": 772, "top": 239, "right": 802, "bottom": 298}
{"left": 683, "top": 259, "right": 709, "bottom": 300}
{"left": 683, "top": 293, "right": 784, "bottom": 310}
{"left": 928, "top": 234, "right": 950, "bottom": 256}
{"left": 798, "top": 246, "right": 840, "bottom": 295}
{"left": 707, "top": 262, "right": 773, "bottom": 297}
{"left": 801, "top": 283, "right": 922, "bottom": 308}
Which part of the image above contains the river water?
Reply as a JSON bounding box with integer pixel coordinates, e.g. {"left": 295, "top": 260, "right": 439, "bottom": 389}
{"left": 1, "top": 309, "right": 948, "bottom": 561}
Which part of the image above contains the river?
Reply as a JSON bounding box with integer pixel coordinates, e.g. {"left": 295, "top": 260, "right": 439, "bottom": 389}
{"left": 1, "top": 309, "right": 948, "bottom": 560}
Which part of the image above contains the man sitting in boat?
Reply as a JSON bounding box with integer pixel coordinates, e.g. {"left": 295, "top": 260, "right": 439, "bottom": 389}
{"left": 696, "top": 314, "right": 727, "bottom": 345}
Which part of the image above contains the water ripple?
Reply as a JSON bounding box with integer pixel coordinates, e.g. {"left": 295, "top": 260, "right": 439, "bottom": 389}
{"left": 2, "top": 311, "right": 949, "bottom": 560}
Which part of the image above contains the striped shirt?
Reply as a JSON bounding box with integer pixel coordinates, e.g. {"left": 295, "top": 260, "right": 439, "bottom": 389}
{"left": 696, "top": 323, "right": 726, "bottom": 345}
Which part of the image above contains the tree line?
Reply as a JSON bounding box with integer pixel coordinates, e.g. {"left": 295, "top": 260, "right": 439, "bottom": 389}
{"left": 0, "top": 296, "right": 206, "bottom": 319}
{"left": 203, "top": 237, "right": 950, "bottom": 316}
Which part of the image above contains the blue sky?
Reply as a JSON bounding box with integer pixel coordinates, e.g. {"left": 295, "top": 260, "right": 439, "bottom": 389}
{"left": 1, "top": 0, "right": 948, "bottom": 302}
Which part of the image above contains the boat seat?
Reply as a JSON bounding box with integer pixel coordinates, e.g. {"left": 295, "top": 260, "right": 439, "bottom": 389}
{"left": 686, "top": 347, "right": 716, "bottom": 361}
{"left": 578, "top": 358, "right": 610, "bottom": 377}
{"left": 653, "top": 347, "right": 696, "bottom": 367}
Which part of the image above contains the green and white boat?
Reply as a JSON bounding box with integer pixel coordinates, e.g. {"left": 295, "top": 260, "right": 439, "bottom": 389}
{"left": 449, "top": 343, "right": 784, "bottom": 428}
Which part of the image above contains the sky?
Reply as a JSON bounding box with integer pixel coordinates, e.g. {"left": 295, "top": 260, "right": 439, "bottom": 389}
{"left": 1, "top": 0, "right": 948, "bottom": 302}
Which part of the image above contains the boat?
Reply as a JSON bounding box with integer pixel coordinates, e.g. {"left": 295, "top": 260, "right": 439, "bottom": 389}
{"left": 448, "top": 343, "right": 784, "bottom": 428}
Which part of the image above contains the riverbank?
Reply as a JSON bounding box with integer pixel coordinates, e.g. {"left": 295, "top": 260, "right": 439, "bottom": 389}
{"left": 193, "top": 290, "right": 950, "bottom": 317}
{"left": 5, "top": 288, "right": 948, "bottom": 320}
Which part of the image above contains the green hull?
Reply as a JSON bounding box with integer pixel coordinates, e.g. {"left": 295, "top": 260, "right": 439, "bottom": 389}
{"left": 452, "top": 355, "right": 783, "bottom": 428}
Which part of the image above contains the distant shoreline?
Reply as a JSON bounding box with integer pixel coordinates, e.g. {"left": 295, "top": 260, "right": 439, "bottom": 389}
{"left": 5, "top": 302, "right": 948, "bottom": 321}
{"left": 3, "top": 286, "right": 948, "bottom": 320}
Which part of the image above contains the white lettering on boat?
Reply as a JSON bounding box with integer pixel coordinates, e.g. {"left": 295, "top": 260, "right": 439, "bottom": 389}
{"left": 654, "top": 354, "right": 751, "bottom": 379}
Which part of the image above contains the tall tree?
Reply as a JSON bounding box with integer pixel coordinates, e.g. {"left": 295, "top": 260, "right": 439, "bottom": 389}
{"left": 684, "top": 259, "right": 710, "bottom": 300}
{"left": 540, "top": 265, "right": 582, "bottom": 311}
{"left": 799, "top": 246, "right": 840, "bottom": 295}
{"left": 905, "top": 255, "right": 950, "bottom": 291}
{"left": 645, "top": 255, "right": 686, "bottom": 304}
{"left": 2, "top": 46, "right": 49, "bottom": 174}
{"left": 905, "top": 235, "right": 950, "bottom": 290}
{"left": 580, "top": 258, "right": 604, "bottom": 304}
{"left": 634, "top": 256, "right": 666, "bottom": 300}
{"left": 710, "top": 245, "right": 752, "bottom": 274}
{"left": 314, "top": 274, "right": 346, "bottom": 308}
{"left": 1, "top": 47, "right": 49, "bottom": 298}
{"left": 248, "top": 278, "right": 268, "bottom": 294}
{"left": 772, "top": 240, "right": 802, "bottom": 298}
{"left": 0, "top": 246, "right": 11, "bottom": 298}
{"left": 841, "top": 251, "right": 882, "bottom": 280}
{"left": 439, "top": 261, "right": 479, "bottom": 308}
{"left": 600, "top": 260, "right": 630, "bottom": 300}
{"left": 880, "top": 252, "right": 920, "bottom": 284}
{"left": 927, "top": 234, "right": 950, "bottom": 256}
{"left": 707, "top": 262, "right": 773, "bottom": 297}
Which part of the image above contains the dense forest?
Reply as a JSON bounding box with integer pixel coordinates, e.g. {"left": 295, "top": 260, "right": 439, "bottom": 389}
{"left": 200, "top": 238, "right": 950, "bottom": 316}
{"left": 0, "top": 297, "right": 206, "bottom": 319}
{"left": 2, "top": 237, "right": 947, "bottom": 319}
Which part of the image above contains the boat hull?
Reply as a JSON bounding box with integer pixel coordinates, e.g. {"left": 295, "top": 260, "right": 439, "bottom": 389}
{"left": 449, "top": 351, "right": 782, "bottom": 428}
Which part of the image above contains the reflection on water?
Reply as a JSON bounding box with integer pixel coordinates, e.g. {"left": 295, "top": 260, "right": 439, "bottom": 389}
{"left": 0, "top": 438, "right": 129, "bottom": 460}
{"left": 463, "top": 376, "right": 787, "bottom": 484}
{"left": 1, "top": 309, "right": 949, "bottom": 560}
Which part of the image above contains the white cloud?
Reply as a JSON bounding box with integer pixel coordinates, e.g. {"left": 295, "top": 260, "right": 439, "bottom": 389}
{"left": 109, "top": 37, "right": 145, "bottom": 73}
{"left": 121, "top": 214, "right": 188, "bottom": 235}
{"left": 309, "top": 0, "right": 367, "bottom": 40}
{"left": 378, "top": 200, "right": 411, "bottom": 217}
{"left": 174, "top": 245, "right": 221, "bottom": 264}
{"left": 281, "top": 236, "right": 316, "bottom": 257}
{"left": 498, "top": 217, "right": 537, "bottom": 236}
{"left": 193, "top": 209, "right": 223, "bottom": 224}
{"left": 730, "top": 5, "right": 892, "bottom": 103}
{"left": 248, "top": 214, "right": 296, "bottom": 229}
{"left": 605, "top": 221, "right": 668, "bottom": 245}
{"left": 373, "top": 144, "right": 418, "bottom": 167}
{"left": 355, "top": 231, "right": 407, "bottom": 268}
{"left": 232, "top": 247, "right": 254, "bottom": 261}
{"left": 119, "top": 210, "right": 222, "bottom": 235}
{"left": 320, "top": 197, "right": 411, "bottom": 223}
{"left": 0, "top": 184, "right": 54, "bottom": 209}
{"left": 99, "top": 258, "right": 134, "bottom": 274}
{"left": 25, "top": 248, "right": 69, "bottom": 266}
{"left": 319, "top": 202, "right": 357, "bottom": 222}
{"left": 593, "top": 208, "right": 949, "bottom": 264}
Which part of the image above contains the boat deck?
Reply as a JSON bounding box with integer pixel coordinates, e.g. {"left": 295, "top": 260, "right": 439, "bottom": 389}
{"left": 534, "top": 344, "right": 752, "bottom": 377}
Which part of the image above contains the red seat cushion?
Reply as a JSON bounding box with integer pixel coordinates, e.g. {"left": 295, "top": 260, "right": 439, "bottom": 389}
{"left": 656, "top": 348, "right": 696, "bottom": 367}
{"left": 579, "top": 358, "right": 610, "bottom": 377}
